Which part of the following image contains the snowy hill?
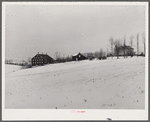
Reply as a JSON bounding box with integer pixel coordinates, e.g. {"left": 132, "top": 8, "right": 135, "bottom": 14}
{"left": 5, "top": 64, "right": 22, "bottom": 74}
{"left": 5, "top": 57, "right": 145, "bottom": 109}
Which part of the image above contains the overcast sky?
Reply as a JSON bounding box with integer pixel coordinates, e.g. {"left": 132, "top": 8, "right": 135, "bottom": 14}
{"left": 5, "top": 4, "right": 145, "bottom": 61}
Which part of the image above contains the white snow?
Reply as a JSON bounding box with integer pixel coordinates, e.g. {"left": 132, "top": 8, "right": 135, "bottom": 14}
{"left": 5, "top": 57, "right": 145, "bottom": 109}
{"left": 5, "top": 65, "right": 22, "bottom": 74}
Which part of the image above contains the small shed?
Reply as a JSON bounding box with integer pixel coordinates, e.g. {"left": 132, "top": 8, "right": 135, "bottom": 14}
{"left": 31, "top": 53, "right": 54, "bottom": 66}
{"left": 72, "top": 52, "right": 87, "bottom": 61}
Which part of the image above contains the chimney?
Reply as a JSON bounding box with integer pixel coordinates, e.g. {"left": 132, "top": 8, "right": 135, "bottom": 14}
{"left": 38, "top": 52, "right": 39, "bottom": 54}
{"left": 46, "top": 53, "right": 47, "bottom": 55}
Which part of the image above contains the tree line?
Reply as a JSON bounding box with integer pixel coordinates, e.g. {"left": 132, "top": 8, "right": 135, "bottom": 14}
{"left": 108, "top": 32, "right": 146, "bottom": 59}
{"left": 54, "top": 49, "right": 107, "bottom": 63}
{"left": 5, "top": 32, "right": 145, "bottom": 66}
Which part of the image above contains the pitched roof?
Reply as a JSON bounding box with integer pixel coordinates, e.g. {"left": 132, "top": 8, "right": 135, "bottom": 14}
{"left": 120, "top": 45, "right": 134, "bottom": 50}
{"left": 72, "top": 52, "right": 81, "bottom": 56}
{"left": 72, "top": 53, "right": 79, "bottom": 56}
{"left": 33, "top": 54, "right": 54, "bottom": 60}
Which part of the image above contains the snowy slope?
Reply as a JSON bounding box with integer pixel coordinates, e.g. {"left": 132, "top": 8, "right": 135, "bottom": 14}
{"left": 5, "top": 57, "right": 145, "bottom": 109}
{"left": 5, "top": 64, "right": 22, "bottom": 74}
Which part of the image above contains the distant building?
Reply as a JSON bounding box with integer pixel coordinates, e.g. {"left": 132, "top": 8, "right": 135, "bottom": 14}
{"left": 31, "top": 53, "right": 54, "bottom": 66}
{"left": 72, "top": 52, "right": 87, "bottom": 61}
{"left": 114, "top": 45, "right": 134, "bottom": 56}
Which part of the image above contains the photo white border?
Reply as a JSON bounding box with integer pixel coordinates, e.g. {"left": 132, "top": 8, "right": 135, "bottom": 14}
{"left": 2, "top": 2, "right": 149, "bottom": 120}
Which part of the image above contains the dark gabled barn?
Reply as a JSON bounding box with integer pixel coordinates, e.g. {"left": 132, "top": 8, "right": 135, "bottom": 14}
{"left": 72, "top": 52, "right": 87, "bottom": 61}
{"left": 31, "top": 53, "right": 54, "bottom": 66}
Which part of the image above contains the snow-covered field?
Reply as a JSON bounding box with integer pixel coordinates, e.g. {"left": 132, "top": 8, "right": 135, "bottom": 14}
{"left": 5, "top": 57, "right": 145, "bottom": 109}
{"left": 5, "top": 64, "right": 22, "bottom": 74}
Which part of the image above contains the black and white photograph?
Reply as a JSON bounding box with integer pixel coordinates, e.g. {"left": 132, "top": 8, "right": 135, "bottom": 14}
{"left": 2, "top": 2, "right": 148, "bottom": 120}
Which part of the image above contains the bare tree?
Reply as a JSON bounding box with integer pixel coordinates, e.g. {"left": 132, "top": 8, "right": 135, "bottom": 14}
{"left": 22, "top": 60, "right": 25, "bottom": 66}
{"left": 7, "top": 59, "right": 14, "bottom": 64}
{"left": 123, "top": 35, "right": 127, "bottom": 58}
{"left": 107, "top": 47, "right": 108, "bottom": 58}
{"left": 142, "top": 32, "right": 146, "bottom": 56}
{"left": 94, "top": 51, "right": 99, "bottom": 58}
{"left": 130, "top": 35, "right": 134, "bottom": 48}
{"left": 54, "top": 51, "right": 59, "bottom": 60}
{"left": 65, "top": 55, "right": 72, "bottom": 62}
{"left": 109, "top": 37, "right": 114, "bottom": 59}
{"left": 103, "top": 51, "right": 106, "bottom": 57}
{"left": 99, "top": 48, "right": 103, "bottom": 58}
{"left": 114, "top": 39, "right": 121, "bottom": 59}
{"left": 83, "top": 52, "right": 87, "bottom": 57}
{"left": 136, "top": 33, "right": 140, "bottom": 57}
{"left": 28, "top": 57, "right": 31, "bottom": 64}
{"left": 54, "top": 51, "right": 61, "bottom": 60}
{"left": 62, "top": 54, "right": 65, "bottom": 59}
{"left": 86, "top": 52, "right": 94, "bottom": 60}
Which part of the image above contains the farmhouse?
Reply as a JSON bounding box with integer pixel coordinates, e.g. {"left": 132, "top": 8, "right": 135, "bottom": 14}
{"left": 114, "top": 45, "right": 134, "bottom": 56}
{"left": 31, "top": 53, "right": 54, "bottom": 66}
{"left": 72, "top": 52, "right": 87, "bottom": 61}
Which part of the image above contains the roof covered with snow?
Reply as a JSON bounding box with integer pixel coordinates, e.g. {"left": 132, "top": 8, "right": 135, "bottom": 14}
{"left": 72, "top": 52, "right": 82, "bottom": 56}
{"left": 32, "top": 54, "right": 54, "bottom": 60}
{"left": 72, "top": 53, "right": 79, "bottom": 56}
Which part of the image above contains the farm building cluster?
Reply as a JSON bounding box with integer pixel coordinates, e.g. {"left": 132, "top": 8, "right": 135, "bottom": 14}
{"left": 31, "top": 52, "right": 87, "bottom": 66}
{"left": 31, "top": 45, "right": 134, "bottom": 66}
